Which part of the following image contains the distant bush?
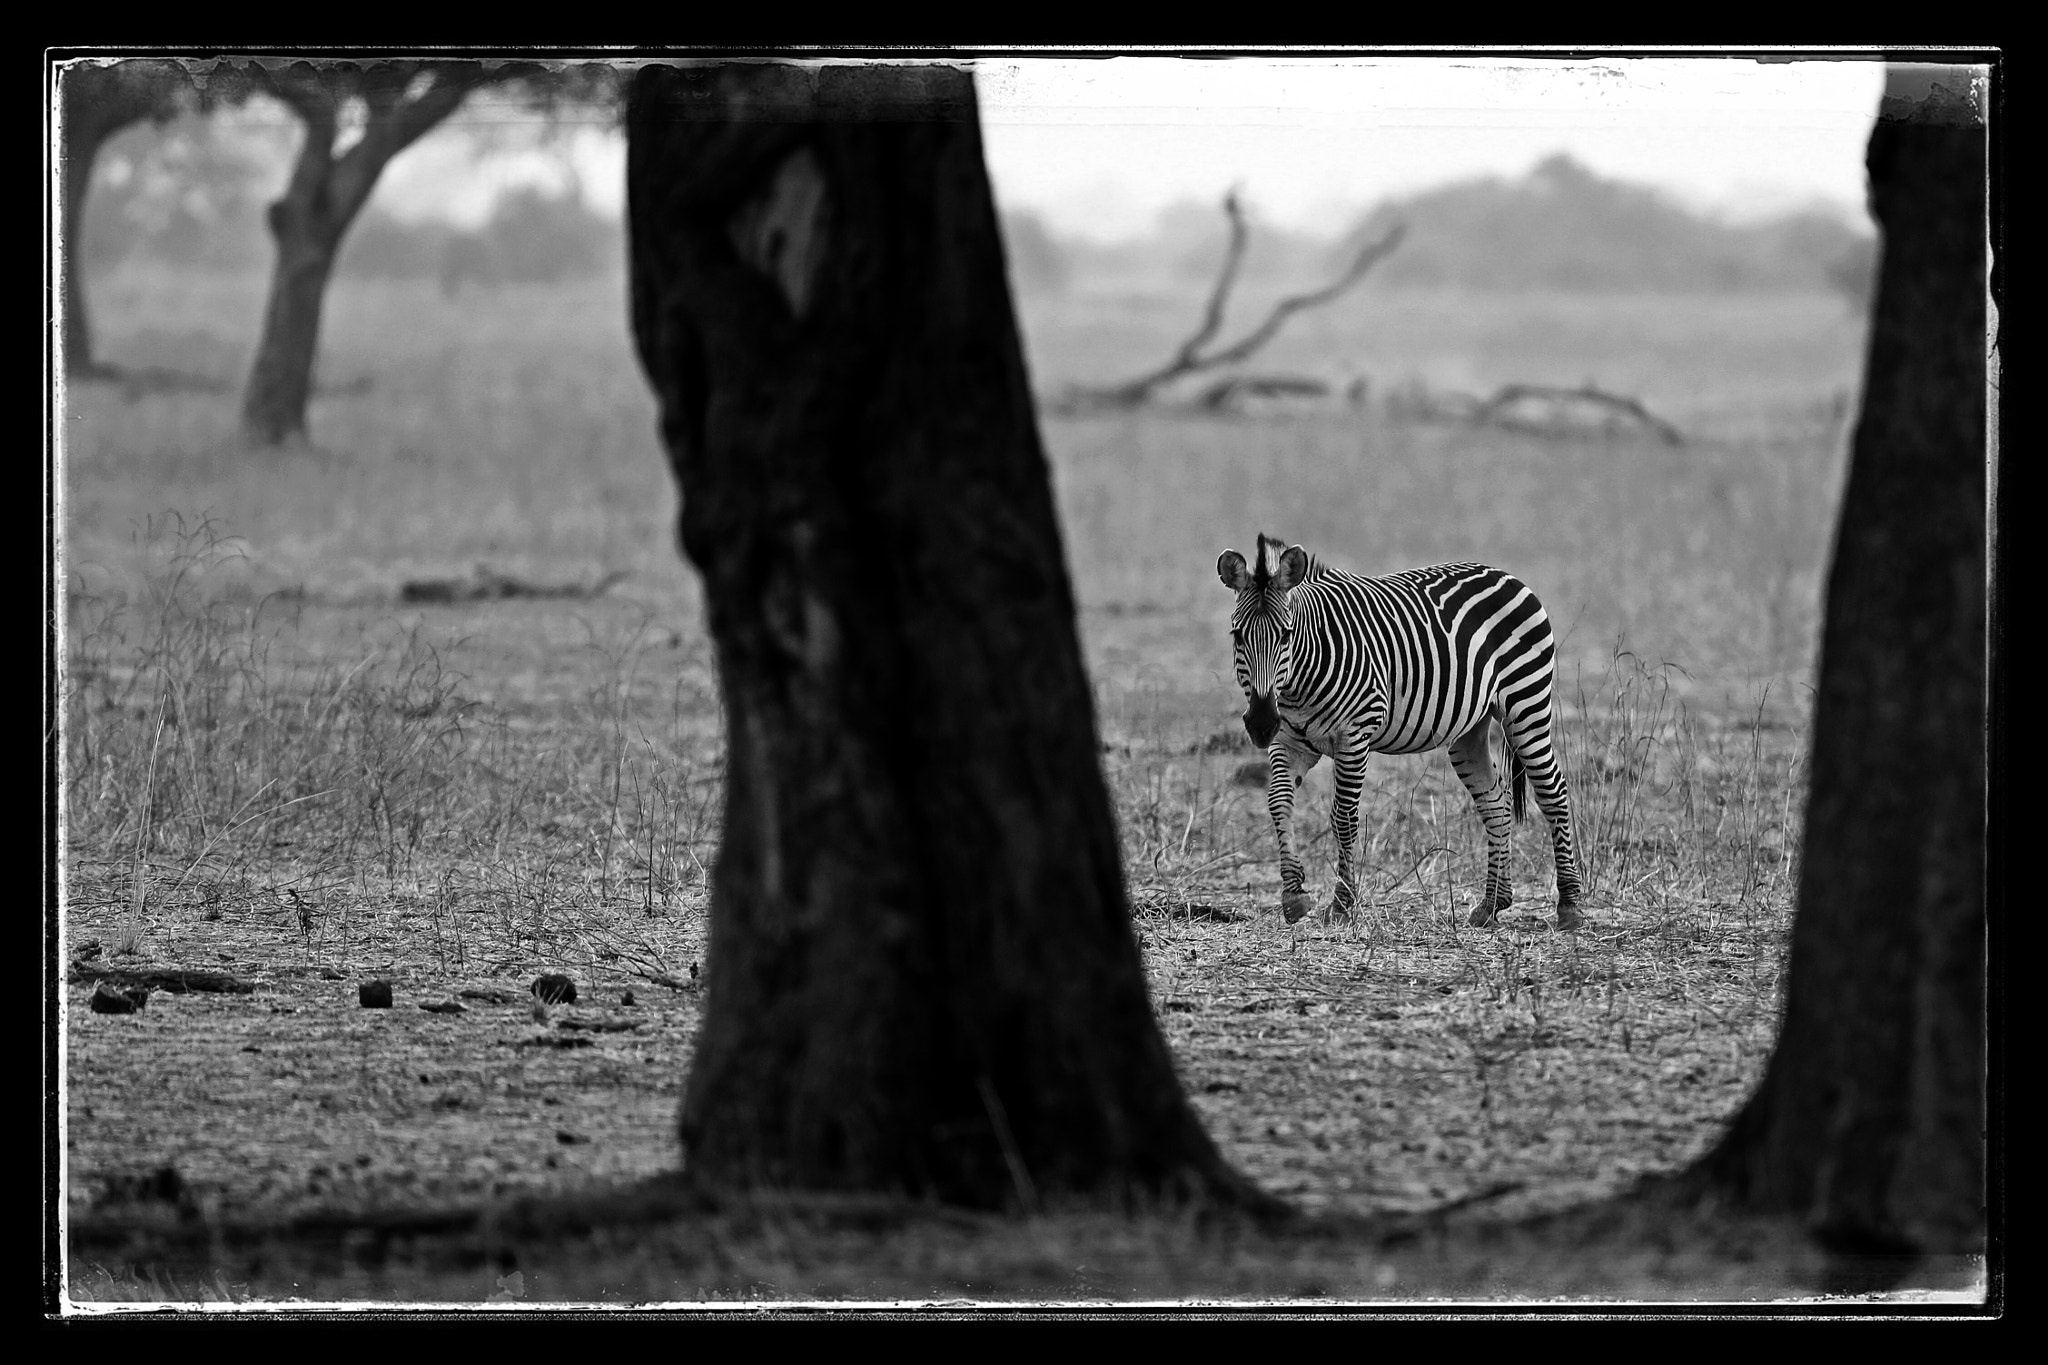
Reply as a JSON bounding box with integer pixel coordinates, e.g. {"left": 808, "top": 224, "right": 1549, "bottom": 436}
{"left": 1000, "top": 209, "right": 1072, "bottom": 294}
{"left": 82, "top": 114, "right": 274, "bottom": 273}
{"left": 338, "top": 184, "right": 621, "bottom": 291}
{"left": 1327, "top": 154, "right": 1876, "bottom": 294}
{"left": 483, "top": 184, "right": 619, "bottom": 283}
{"left": 1823, "top": 235, "right": 1879, "bottom": 315}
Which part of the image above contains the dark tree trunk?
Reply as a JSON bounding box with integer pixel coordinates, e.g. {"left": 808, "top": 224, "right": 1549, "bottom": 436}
{"left": 241, "top": 196, "right": 345, "bottom": 445}
{"left": 239, "top": 63, "right": 482, "bottom": 446}
{"left": 626, "top": 63, "right": 1272, "bottom": 1213}
{"left": 58, "top": 64, "right": 185, "bottom": 377}
{"left": 60, "top": 116, "right": 117, "bottom": 377}
{"left": 1691, "top": 65, "right": 1989, "bottom": 1257}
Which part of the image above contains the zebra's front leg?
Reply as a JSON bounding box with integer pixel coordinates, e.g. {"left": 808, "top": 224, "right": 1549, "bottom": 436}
{"left": 1325, "top": 745, "right": 1370, "bottom": 923}
{"left": 1266, "top": 741, "right": 1318, "bottom": 924}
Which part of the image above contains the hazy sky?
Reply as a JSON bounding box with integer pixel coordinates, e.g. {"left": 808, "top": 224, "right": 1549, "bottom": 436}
{"left": 375, "top": 54, "right": 1887, "bottom": 239}
{"left": 973, "top": 56, "right": 1885, "bottom": 238}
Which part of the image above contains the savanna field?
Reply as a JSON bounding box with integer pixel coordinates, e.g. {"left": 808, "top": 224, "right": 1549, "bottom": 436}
{"left": 60, "top": 259, "right": 1873, "bottom": 1301}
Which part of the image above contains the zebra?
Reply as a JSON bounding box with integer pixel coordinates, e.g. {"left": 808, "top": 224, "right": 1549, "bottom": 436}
{"left": 1218, "top": 534, "right": 1585, "bottom": 931}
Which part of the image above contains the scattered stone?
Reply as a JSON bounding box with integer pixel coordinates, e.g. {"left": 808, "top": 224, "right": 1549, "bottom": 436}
{"left": 75, "top": 939, "right": 103, "bottom": 962}
{"left": 89, "top": 980, "right": 150, "bottom": 1014}
{"left": 516, "top": 1035, "right": 594, "bottom": 1050}
{"left": 555, "top": 1130, "right": 590, "bottom": 1145}
{"left": 359, "top": 981, "right": 394, "bottom": 1008}
{"left": 620, "top": 990, "right": 636, "bottom": 1007}
{"left": 320, "top": 968, "right": 345, "bottom": 980}
{"left": 532, "top": 974, "right": 578, "bottom": 1005}
{"left": 98, "top": 1165, "right": 192, "bottom": 1210}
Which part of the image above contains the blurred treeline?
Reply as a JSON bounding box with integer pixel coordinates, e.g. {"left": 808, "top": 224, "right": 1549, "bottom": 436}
{"left": 79, "top": 111, "right": 620, "bottom": 290}
{"left": 1003, "top": 153, "right": 1876, "bottom": 309}
{"left": 82, "top": 114, "right": 1872, "bottom": 310}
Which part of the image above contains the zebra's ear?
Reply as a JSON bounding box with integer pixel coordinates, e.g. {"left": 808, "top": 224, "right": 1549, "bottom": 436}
{"left": 1217, "top": 550, "right": 1250, "bottom": 590}
{"left": 1273, "top": 545, "right": 1309, "bottom": 591}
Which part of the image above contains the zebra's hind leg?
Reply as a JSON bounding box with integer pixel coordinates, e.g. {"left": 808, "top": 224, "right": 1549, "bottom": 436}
{"left": 1506, "top": 708, "right": 1586, "bottom": 930}
{"left": 1449, "top": 717, "right": 1517, "bottom": 927}
{"left": 1265, "top": 743, "right": 1318, "bottom": 924}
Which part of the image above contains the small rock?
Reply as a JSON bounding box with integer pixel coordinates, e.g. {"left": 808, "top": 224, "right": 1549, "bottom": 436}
{"left": 359, "top": 981, "right": 394, "bottom": 1008}
{"left": 532, "top": 974, "right": 577, "bottom": 1005}
{"left": 99, "top": 1166, "right": 190, "bottom": 1209}
{"left": 89, "top": 980, "right": 149, "bottom": 1014}
{"left": 620, "top": 990, "right": 636, "bottom": 1007}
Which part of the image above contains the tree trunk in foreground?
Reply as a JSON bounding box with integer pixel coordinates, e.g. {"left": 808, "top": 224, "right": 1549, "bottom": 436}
{"left": 626, "top": 62, "right": 1269, "bottom": 1213}
{"left": 1692, "top": 64, "right": 1989, "bottom": 1257}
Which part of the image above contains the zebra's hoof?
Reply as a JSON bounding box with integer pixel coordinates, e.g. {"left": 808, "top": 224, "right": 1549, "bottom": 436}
{"left": 1469, "top": 900, "right": 1505, "bottom": 928}
{"left": 1555, "top": 903, "right": 1585, "bottom": 931}
{"left": 1281, "top": 893, "right": 1315, "bottom": 924}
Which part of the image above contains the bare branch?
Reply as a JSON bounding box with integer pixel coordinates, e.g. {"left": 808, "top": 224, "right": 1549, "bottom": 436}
{"left": 263, "top": 64, "right": 341, "bottom": 182}
{"left": 1170, "top": 189, "right": 1249, "bottom": 371}
{"left": 1194, "top": 222, "right": 1406, "bottom": 371}
{"left": 369, "top": 62, "right": 496, "bottom": 157}
{"left": 1070, "top": 196, "right": 1404, "bottom": 411}
{"left": 326, "top": 64, "right": 485, "bottom": 221}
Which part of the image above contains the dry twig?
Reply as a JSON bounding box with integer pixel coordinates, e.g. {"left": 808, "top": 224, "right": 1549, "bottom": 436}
{"left": 1066, "top": 193, "right": 1405, "bottom": 411}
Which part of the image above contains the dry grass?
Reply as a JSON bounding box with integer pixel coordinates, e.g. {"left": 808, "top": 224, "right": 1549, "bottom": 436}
{"left": 58, "top": 263, "right": 1883, "bottom": 1306}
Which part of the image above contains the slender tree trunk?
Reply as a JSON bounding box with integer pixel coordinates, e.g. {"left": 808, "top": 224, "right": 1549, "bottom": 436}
{"left": 627, "top": 63, "right": 1274, "bottom": 1214}
{"left": 238, "top": 62, "right": 484, "bottom": 447}
{"left": 1690, "top": 65, "right": 1989, "bottom": 1257}
{"left": 58, "top": 67, "right": 177, "bottom": 377}
{"left": 60, "top": 117, "right": 114, "bottom": 376}
{"left": 241, "top": 197, "right": 343, "bottom": 444}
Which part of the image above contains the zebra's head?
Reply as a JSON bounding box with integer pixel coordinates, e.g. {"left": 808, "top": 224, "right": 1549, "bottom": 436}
{"left": 1217, "top": 534, "right": 1309, "bottom": 749}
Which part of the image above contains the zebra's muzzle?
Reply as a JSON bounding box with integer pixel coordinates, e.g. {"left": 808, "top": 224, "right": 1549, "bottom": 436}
{"left": 1243, "top": 692, "right": 1280, "bottom": 749}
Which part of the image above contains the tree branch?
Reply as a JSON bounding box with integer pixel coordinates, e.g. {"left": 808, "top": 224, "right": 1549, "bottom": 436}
{"left": 1195, "top": 222, "right": 1406, "bottom": 371}
{"left": 1071, "top": 196, "right": 1404, "bottom": 411}
{"left": 261, "top": 64, "right": 340, "bottom": 214}
{"left": 329, "top": 63, "right": 496, "bottom": 223}
{"left": 1168, "top": 188, "right": 1249, "bottom": 372}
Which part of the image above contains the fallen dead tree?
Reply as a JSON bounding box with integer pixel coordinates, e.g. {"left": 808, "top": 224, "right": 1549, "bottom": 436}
{"left": 1195, "top": 373, "right": 1371, "bottom": 415}
{"left": 1388, "top": 378, "right": 1684, "bottom": 446}
{"left": 1473, "top": 383, "right": 1684, "bottom": 446}
{"left": 1052, "top": 192, "right": 1403, "bottom": 414}
{"left": 399, "top": 565, "right": 627, "bottom": 605}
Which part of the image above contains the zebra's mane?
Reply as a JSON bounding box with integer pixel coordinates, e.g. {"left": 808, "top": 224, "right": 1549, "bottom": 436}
{"left": 1253, "top": 533, "right": 1322, "bottom": 587}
